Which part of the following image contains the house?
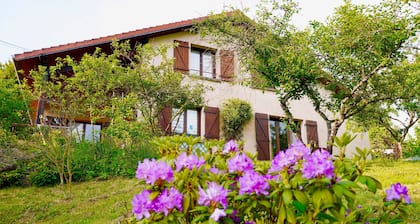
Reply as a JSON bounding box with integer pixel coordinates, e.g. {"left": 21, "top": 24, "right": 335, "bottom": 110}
{"left": 13, "top": 14, "right": 370, "bottom": 159}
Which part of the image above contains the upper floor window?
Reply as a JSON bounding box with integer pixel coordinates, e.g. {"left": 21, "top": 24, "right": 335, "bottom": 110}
{"left": 174, "top": 40, "right": 233, "bottom": 81}
{"left": 189, "top": 48, "right": 215, "bottom": 78}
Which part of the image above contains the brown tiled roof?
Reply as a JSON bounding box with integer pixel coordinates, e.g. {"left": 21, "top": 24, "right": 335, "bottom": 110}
{"left": 13, "top": 15, "right": 207, "bottom": 61}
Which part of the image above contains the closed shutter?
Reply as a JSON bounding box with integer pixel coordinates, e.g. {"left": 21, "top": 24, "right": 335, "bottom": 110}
{"left": 220, "top": 50, "right": 234, "bottom": 81}
{"left": 305, "top": 120, "right": 319, "bottom": 147}
{"left": 174, "top": 40, "right": 189, "bottom": 72}
{"left": 255, "top": 113, "right": 270, "bottom": 160}
{"left": 158, "top": 106, "right": 172, "bottom": 135}
{"left": 204, "top": 107, "right": 220, "bottom": 139}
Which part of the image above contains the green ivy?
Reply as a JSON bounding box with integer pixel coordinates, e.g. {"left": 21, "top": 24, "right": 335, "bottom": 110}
{"left": 220, "top": 98, "right": 252, "bottom": 140}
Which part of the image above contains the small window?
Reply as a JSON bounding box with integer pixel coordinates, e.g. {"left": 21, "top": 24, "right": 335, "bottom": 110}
{"left": 189, "top": 48, "right": 215, "bottom": 78}
{"left": 269, "top": 118, "right": 301, "bottom": 156}
{"left": 172, "top": 108, "right": 200, "bottom": 136}
{"left": 70, "top": 122, "right": 101, "bottom": 142}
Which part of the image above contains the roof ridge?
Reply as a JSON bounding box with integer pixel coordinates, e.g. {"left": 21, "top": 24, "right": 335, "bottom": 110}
{"left": 13, "top": 14, "right": 209, "bottom": 61}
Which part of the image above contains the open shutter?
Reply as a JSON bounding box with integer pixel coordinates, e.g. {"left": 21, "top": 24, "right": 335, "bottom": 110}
{"left": 204, "top": 107, "right": 220, "bottom": 139}
{"left": 255, "top": 113, "right": 270, "bottom": 160}
{"left": 174, "top": 40, "right": 189, "bottom": 73}
{"left": 158, "top": 106, "right": 172, "bottom": 135}
{"left": 305, "top": 120, "right": 319, "bottom": 147}
{"left": 220, "top": 50, "right": 234, "bottom": 81}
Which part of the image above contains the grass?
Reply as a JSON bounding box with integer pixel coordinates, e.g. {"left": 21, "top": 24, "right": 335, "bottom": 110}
{"left": 0, "top": 160, "right": 419, "bottom": 223}
{"left": 358, "top": 160, "right": 420, "bottom": 223}
{"left": 0, "top": 178, "right": 140, "bottom": 223}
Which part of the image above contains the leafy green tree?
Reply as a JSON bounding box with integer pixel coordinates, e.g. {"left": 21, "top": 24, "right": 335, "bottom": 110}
{"left": 198, "top": 1, "right": 319, "bottom": 136}
{"left": 0, "top": 61, "right": 31, "bottom": 132}
{"left": 309, "top": 0, "right": 418, "bottom": 150}
{"left": 199, "top": 0, "right": 418, "bottom": 150}
{"left": 352, "top": 56, "right": 419, "bottom": 158}
{"left": 28, "top": 41, "right": 204, "bottom": 193}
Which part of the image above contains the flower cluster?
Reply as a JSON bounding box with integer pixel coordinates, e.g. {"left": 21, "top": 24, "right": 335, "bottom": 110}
{"left": 227, "top": 153, "right": 253, "bottom": 173}
{"left": 238, "top": 170, "right": 270, "bottom": 195}
{"left": 302, "top": 149, "right": 335, "bottom": 179}
{"left": 132, "top": 187, "right": 183, "bottom": 219}
{"left": 268, "top": 140, "right": 311, "bottom": 173}
{"left": 135, "top": 158, "right": 173, "bottom": 185}
{"left": 385, "top": 183, "right": 411, "bottom": 204}
{"left": 175, "top": 152, "right": 205, "bottom": 172}
{"left": 223, "top": 139, "right": 239, "bottom": 153}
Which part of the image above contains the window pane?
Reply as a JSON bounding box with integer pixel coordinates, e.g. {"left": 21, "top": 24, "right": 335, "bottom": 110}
{"left": 71, "top": 123, "right": 84, "bottom": 142}
{"left": 202, "top": 52, "right": 214, "bottom": 78}
{"left": 172, "top": 108, "right": 184, "bottom": 134}
{"left": 189, "top": 50, "right": 200, "bottom": 75}
{"left": 279, "top": 121, "right": 289, "bottom": 150}
{"left": 85, "top": 124, "right": 101, "bottom": 142}
{"left": 186, "top": 109, "right": 198, "bottom": 135}
{"left": 269, "top": 120, "right": 277, "bottom": 156}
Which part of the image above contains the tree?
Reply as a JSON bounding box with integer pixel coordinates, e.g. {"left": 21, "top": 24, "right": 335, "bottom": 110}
{"left": 309, "top": 0, "right": 419, "bottom": 150}
{"left": 199, "top": 0, "right": 418, "bottom": 151}
{"left": 28, "top": 41, "right": 204, "bottom": 193}
{"left": 351, "top": 56, "right": 419, "bottom": 158}
{"left": 0, "top": 61, "right": 31, "bottom": 132}
{"left": 198, "top": 1, "right": 320, "bottom": 137}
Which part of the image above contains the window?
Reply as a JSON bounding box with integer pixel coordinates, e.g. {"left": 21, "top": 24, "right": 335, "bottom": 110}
{"left": 70, "top": 122, "right": 101, "bottom": 142}
{"left": 189, "top": 48, "right": 215, "bottom": 78}
{"left": 269, "top": 118, "right": 300, "bottom": 156}
{"left": 171, "top": 108, "right": 200, "bottom": 136}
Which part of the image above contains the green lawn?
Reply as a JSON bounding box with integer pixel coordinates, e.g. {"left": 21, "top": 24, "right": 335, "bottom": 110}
{"left": 0, "top": 160, "right": 419, "bottom": 223}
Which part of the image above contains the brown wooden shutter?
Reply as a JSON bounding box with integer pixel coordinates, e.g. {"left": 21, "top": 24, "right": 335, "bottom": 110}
{"left": 158, "top": 106, "right": 172, "bottom": 135}
{"left": 204, "top": 107, "right": 220, "bottom": 139}
{"left": 220, "top": 50, "right": 234, "bottom": 81}
{"left": 255, "top": 113, "right": 270, "bottom": 160}
{"left": 305, "top": 120, "right": 319, "bottom": 148}
{"left": 174, "top": 40, "right": 189, "bottom": 73}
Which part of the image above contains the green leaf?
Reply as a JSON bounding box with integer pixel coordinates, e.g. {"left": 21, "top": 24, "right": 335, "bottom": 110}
{"left": 149, "top": 191, "right": 160, "bottom": 200}
{"left": 286, "top": 206, "right": 297, "bottom": 224}
{"left": 258, "top": 200, "right": 271, "bottom": 208}
{"left": 183, "top": 194, "right": 190, "bottom": 214}
{"left": 293, "top": 190, "right": 308, "bottom": 205}
{"left": 292, "top": 200, "right": 306, "bottom": 213}
{"left": 282, "top": 189, "right": 293, "bottom": 204}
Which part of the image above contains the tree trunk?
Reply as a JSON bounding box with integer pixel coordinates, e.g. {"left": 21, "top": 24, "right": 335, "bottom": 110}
{"left": 328, "top": 119, "right": 344, "bottom": 153}
{"left": 394, "top": 142, "right": 403, "bottom": 159}
{"left": 279, "top": 97, "right": 302, "bottom": 141}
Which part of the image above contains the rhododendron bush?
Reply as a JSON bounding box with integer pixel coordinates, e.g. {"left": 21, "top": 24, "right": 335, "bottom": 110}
{"left": 129, "top": 136, "right": 412, "bottom": 223}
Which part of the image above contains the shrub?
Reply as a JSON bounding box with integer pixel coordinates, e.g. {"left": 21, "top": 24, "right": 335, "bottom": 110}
{"left": 128, "top": 139, "right": 413, "bottom": 223}
{"left": 220, "top": 98, "right": 252, "bottom": 140}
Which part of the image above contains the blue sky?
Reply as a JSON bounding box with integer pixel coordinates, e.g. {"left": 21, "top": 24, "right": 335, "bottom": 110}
{"left": 0, "top": 0, "right": 380, "bottom": 63}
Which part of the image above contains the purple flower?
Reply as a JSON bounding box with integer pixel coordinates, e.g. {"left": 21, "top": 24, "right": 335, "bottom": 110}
{"left": 385, "top": 183, "right": 411, "bottom": 204}
{"left": 269, "top": 140, "right": 311, "bottom": 173}
{"left": 227, "top": 153, "right": 253, "bottom": 173}
{"left": 223, "top": 139, "right": 238, "bottom": 153}
{"left": 238, "top": 171, "right": 270, "bottom": 195}
{"left": 268, "top": 151, "right": 295, "bottom": 173}
{"left": 210, "top": 208, "right": 226, "bottom": 222}
{"left": 132, "top": 190, "right": 152, "bottom": 220}
{"left": 175, "top": 152, "right": 205, "bottom": 172}
{"left": 198, "top": 182, "right": 228, "bottom": 209}
{"left": 302, "top": 149, "right": 335, "bottom": 179}
{"left": 287, "top": 140, "right": 311, "bottom": 160}
{"left": 136, "top": 159, "right": 174, "bottom": 185}
{"left": 153, "top": 187, "right": 184, "bottom": 215}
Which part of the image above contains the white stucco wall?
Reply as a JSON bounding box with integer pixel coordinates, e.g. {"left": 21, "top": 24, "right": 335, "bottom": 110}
{"left": 147, "top": 31, "right": 370, "bottom": 158}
